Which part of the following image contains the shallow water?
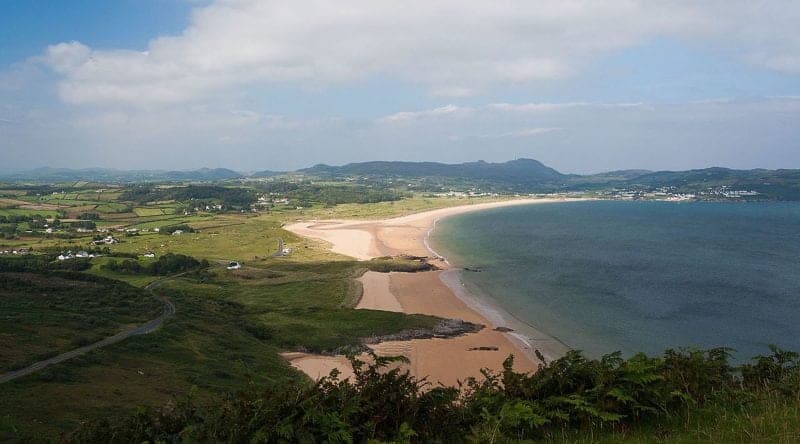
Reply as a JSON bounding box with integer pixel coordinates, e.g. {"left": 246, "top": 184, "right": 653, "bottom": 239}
{"left": 431, "top": 200, "right": 800, "bottom": 360}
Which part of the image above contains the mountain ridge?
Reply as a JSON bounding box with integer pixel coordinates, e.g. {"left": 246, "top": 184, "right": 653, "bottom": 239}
{"left": 3, "top": 160, "right": 800, "bottom": 199}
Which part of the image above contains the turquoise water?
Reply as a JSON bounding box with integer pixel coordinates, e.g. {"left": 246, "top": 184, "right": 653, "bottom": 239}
{"left": 431, "top": 201, "right": 800, "bottom": 360}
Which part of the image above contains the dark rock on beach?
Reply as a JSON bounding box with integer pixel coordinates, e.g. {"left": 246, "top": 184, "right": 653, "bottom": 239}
{"left": 363, "top": 318, "right": 484, "bottom": 344}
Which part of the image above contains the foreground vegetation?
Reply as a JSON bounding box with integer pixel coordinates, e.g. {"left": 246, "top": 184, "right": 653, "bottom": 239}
{"left": 59, "top": 347, "right": 800, "bottom": 443}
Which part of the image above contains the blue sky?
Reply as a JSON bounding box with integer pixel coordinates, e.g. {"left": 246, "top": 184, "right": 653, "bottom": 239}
{"left": 0, "top": 1, "right": 193, "bottom": 68}
{"left": 1, "top": 1, "right": 799, "bottom": 173}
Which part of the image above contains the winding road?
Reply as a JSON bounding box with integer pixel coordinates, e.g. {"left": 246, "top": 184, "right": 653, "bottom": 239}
{"left": 0, "top": 274, "right": 179, "bottom": 384}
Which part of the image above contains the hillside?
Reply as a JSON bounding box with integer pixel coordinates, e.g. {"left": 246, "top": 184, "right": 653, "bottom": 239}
{"left": 573, "top": 167, "right": 800, "bottom": 200}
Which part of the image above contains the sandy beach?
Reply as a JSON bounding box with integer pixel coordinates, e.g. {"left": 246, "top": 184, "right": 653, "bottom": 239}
{"left": 283, "top": 198, "right": 569, "bottom": 386}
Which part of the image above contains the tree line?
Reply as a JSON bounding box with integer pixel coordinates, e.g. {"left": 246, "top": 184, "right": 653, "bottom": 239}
{"left": 102, "top": 253, "right": 208, "bottom": 275}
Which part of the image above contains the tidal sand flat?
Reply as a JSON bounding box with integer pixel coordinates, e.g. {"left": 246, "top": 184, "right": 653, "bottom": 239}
{"left": 283, "top": 198, "right": 573, "bottom": 385}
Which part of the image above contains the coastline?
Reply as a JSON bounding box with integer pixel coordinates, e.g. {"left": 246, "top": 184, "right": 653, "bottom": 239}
{"left": 282, "top": 197, "right": 581, "bottom": 384}
{"left": 422, "top": 206, "right": 571, "bottom": 363}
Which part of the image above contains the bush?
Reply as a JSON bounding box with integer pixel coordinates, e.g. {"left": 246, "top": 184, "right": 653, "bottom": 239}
{"left": 364, "top": 258, "right": 436, "bottom": 273}
{"left": 67, "top": 347, "right": 800, "bottom": 442}
{"left": 102, "top": 253, "right": 207, "bottom": 276}
{"left": 0, "top": 255, "right": 91, "bottom": 272}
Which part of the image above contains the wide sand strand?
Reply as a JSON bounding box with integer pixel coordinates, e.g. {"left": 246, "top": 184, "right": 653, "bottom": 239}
{"left": 282, "top": 198, "right": 570, "bottom": 386}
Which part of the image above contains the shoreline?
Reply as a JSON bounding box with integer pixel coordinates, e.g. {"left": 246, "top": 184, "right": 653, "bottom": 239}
{"left": 422, "top": 204, "right": 571, "bottom": 364}
{"left": 283, "top": 197, "right": 583, "bottom": 384}
{"left": 436, "top": 268, "right": 570, "bottom": 364}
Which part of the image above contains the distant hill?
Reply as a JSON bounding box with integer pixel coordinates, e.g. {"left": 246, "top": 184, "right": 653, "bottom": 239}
{"left": 561, "top": 167, "right": 800, "bottom": 200}
{"left": 249, "top": 169, "right": 285, "bottom": 178}
{"left": 620, "top": 167, "right": 800, "bottom": 199}
{"left": 0, "top": 167, "right": 242, "bottom": 183}
{"left": 3, "top": 160, "right": 800, "bottom": 200}
{"left": 160, "top": 168, "right": 242, "bottom": 181}
{"left": 301, "top": 158, "right": 567, "bottom": 185}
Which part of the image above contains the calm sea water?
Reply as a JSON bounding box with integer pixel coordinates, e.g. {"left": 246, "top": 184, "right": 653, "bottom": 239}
{"left": 431, "top": 201, "right": 800, "bottom": 360}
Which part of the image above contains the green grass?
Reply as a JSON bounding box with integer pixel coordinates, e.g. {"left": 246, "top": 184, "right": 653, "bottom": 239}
{"left": 133, "top": 207, "right": 166, "bottom": 217}
{"left": 0, "top": 275, "right": 297, "bottom": 437}
{"left": 94, "top": 202, "right": 130, "bottom": 213}
{"left": 547, "top": 395, "right": 800, "bottom": 443}
{"left": 0, "top": 208, "right": 59, "bottom": 217}
{"left": 0, "top": 271, "right": 162, "bottom": 373}
{"left": 107, "top": 214, "right": 346, "bottom": 263}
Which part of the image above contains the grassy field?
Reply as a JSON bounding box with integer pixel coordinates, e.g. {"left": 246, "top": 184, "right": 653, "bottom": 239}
{"left": 549, "top": 395, "right": 800, "bottom": 443}
{"left": 0, "top": 208, "right": 60, "bottom": 218}
{"left": 133, "top": 207, "right": 168, "bottom": 217}
{"left": 94, "top": 202, "right": 131, "bottom": 213}
{"left": 104, "top": 213, "right": 345, "bottom": 263}
{"left": 0, "top": 274, "right": 294, "bottom": 436}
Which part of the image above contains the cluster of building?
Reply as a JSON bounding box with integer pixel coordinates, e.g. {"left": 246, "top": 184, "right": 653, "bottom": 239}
{"left": 431, "top": 191, "right": 500, "bottom": 198}
{"left": 0, "top": 248, "right": 30, "bottom": 255}
{"left": 57, "top": 251, "right": 99, "bottom": 260}
{"left": 255, "top": 196, "right": 290, "bottom": 207}
{"left": 91, "top": 235, "right": 119, "bottom": 245}
{"left": 700, "top": 186, "right": 760, "bottom": 198}
{"left": 603, "top": 186, "right": 759, "bottom": 201}
{"left": 182, "top": 204, "right": 225, "bottom": 215}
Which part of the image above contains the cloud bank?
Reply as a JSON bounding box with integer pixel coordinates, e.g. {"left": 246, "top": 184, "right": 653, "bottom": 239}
{"left": 3, "top": 97, "right": 800, "bottom": 173}
{"left": 33, "top": 1, "right": 800, "bottom": 106}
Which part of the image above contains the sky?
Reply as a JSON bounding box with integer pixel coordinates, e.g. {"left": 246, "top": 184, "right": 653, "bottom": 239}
{"left": 1, "top": 1, "right": 800, "bottom": 174}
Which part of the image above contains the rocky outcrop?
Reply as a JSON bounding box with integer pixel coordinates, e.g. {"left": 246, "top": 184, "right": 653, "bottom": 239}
{"left": 363, "top": 318, "right": 484, "bottom": 344}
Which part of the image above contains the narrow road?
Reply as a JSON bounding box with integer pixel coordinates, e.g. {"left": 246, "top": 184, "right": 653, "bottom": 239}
{"left": 0, "top": 274, "right": 181, "bottom": 384}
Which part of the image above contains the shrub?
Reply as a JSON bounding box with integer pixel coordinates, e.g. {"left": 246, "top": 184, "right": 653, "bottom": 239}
{"left": 67, "top": 346, "right": 800, "bottom": 443}
{"left": 102, "top": 253, "right": 207, "bottom": 276}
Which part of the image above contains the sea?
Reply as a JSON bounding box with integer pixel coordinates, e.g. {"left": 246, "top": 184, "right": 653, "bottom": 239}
{"left": 429, "top": 200, "right": 800, "bottom": 362}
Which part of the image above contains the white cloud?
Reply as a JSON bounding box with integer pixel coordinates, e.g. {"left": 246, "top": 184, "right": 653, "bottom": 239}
{"left": 488, "top": 127, "right": 565, "bottom": 138}
{"left": 29, "top": 1, "right": 800, "bottom": 107}
{"left": 378, "top": 104, "right": 472, "bottom": 124}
